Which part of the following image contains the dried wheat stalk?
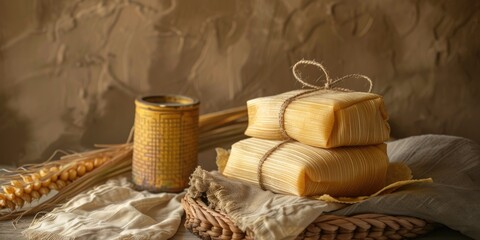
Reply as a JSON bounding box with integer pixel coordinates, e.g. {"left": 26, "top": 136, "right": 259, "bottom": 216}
{"left": 0, "top": 106, "right": 247, "bottom": 220}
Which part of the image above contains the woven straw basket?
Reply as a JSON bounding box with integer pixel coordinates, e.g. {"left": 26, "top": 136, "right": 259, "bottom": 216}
{"left": 182, "top": 196, "right": 436, "bottom": 240}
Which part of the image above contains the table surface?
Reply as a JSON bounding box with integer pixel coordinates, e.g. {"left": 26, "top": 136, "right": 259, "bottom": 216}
{"left": 0, "top": 216, "right": 473, "bottom": 239}
{"left": 0, "top": 215, "right": 198, "bottom": 239}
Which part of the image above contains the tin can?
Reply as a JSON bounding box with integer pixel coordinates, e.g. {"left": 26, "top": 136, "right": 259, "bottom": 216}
{"left": 132, "top": 95, "right": 199, "bottom": 192}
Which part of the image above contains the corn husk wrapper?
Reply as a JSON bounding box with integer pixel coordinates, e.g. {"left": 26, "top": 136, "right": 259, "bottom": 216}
{"left": 245, "top": 90, "right": 390, "bottom": 148}
{"left": 222, "top": 138, "right": 389, "bottom": 197}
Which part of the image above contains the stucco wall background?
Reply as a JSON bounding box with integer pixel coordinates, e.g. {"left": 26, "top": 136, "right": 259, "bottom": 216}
{"left": 0, "top": 0, "right": 479, "bottom": 166}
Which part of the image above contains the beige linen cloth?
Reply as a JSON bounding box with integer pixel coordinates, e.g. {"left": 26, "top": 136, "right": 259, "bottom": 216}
{"left": 23, "top": 177, "right": 184, "bottom": 240}
{"left": 188, "top": 167, "right": 345, "bottom": 240}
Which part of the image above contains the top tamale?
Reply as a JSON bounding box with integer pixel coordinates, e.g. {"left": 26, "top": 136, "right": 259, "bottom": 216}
{"left": 245, "top": 90, "right": 390, "bottom": 148}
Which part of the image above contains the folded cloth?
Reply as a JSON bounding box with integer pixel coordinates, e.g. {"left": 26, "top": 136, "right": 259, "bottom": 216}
{"left": 23, "top": 177, "right": 184, "bottom": 240}
{"left": 245, "top": 90, "right": 390, "bottom": 148}
{"left": 188, "top": 167, "right": 345, "bottom": 240}
{"left": 333, "top": 135, "right": 480, "bottom": 239}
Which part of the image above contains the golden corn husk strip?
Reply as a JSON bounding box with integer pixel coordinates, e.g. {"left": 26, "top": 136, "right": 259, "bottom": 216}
{"left": 199, "top": 106, "right": 247, "bottom": 133}
{"left": 223, "top": 138, "right": 389, "bottom": 197}
{"left": 0, "top": 107, "right": 248, "bottom": 219}
{"left": 245, "top": 90, "right": 390, "bottom": 148}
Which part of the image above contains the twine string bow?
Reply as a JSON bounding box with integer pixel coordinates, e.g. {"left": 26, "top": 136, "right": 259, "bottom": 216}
{"left": 257, "top": 59, "right": 374, "bottom": 191}
{"left": 279, "top": 60, "right": 373, "bottom": 139}
{"left": 292, "top": 60, "right": 373, "bottom": 93}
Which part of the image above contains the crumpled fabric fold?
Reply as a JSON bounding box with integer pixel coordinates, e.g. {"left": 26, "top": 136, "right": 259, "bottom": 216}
{"left": 188, "top": 167, "right": 344, "bottom": 240}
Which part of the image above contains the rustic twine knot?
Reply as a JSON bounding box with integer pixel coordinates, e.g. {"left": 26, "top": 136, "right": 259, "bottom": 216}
{"left": 279, "top": 60, "right": 374, "bottom": 140}
{"left": 257, "top": 59, "right": 374, "bottom": 191}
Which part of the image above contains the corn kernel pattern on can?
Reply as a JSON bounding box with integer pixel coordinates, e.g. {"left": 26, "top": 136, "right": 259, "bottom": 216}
{"left": 132, "top": 95, "right": 199, "bottom": 192}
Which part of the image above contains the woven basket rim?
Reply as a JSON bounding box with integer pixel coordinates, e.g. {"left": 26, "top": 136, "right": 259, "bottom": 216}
{"left": 182, "top": 195, "right": 436, "bottom": 240}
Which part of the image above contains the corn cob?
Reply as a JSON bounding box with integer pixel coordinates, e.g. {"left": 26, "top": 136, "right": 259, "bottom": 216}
{"left": 0, "top": 156, "right": 110, "bottom": 211}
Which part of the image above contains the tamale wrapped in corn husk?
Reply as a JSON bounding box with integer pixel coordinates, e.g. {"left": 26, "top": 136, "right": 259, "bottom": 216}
{"left": 245, "top": 90, "right": 390, "bottom": 148}
{"left": 222, "top": 138, "right": 389, "bottom": 197}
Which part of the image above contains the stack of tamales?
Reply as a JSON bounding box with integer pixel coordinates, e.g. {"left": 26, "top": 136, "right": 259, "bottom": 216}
{"left": 221, "top": 89, "right": 392, "bottom": 198}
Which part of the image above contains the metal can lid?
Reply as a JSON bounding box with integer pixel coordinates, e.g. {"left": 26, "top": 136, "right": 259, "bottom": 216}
{"left": 135, "top": 94, "right": 200, "bottom": 111}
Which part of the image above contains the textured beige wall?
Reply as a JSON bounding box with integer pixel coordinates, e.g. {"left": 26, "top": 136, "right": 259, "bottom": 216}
{"left": 1, "top": 0, "right": 479, "bottom": 166}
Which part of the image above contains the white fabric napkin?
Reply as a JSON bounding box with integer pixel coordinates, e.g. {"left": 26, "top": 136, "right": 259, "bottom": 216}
{"left": 23, "top": 177, "right": 184, "bottom": 240}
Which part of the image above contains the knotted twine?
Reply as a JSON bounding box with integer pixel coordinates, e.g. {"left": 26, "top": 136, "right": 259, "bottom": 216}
{"left": 257, "top": 59, "right": 374, "bottom": 190}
